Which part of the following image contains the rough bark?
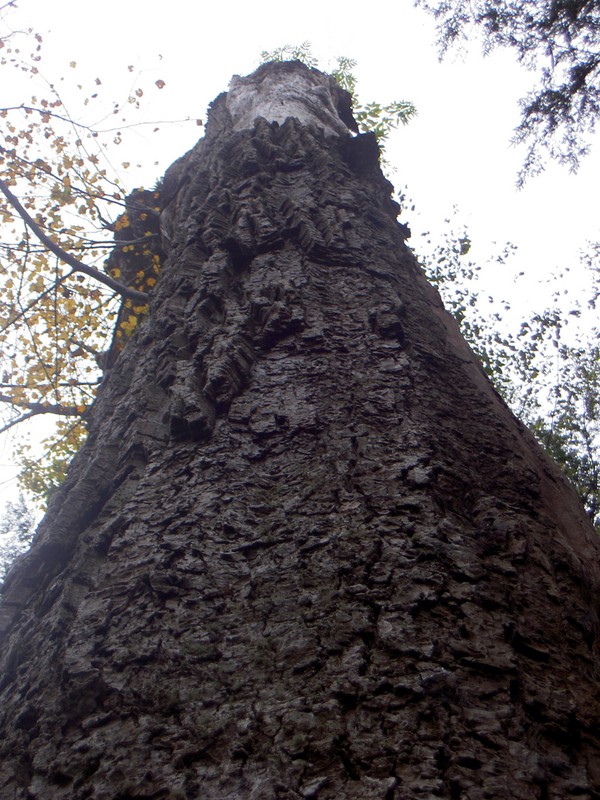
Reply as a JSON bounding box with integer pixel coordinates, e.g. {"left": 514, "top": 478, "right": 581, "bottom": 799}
{"left": 1, "top": 61, "right": 599, "bottom": 800}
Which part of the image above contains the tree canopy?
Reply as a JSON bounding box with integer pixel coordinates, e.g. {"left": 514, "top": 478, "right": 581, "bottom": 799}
{"left": 0, "top": 5, "right": 197, "bottom": 501}
{"left": 0, "top": 493, "right": 34, "bottom": 581}
{"left": 416, "top": 0, "right": 600, "bottom": 180}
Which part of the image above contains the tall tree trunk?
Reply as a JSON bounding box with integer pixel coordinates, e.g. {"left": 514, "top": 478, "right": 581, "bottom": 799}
{"left": 1, "top": 61, "right": 599, "bottom": 800}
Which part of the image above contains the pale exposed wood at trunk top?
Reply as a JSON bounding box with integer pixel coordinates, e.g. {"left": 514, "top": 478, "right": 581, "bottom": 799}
{"left": 227, "top": 61, "right": 356, "bottom": 136}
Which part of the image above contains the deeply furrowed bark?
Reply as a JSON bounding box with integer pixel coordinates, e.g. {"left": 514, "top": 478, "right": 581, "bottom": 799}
{"left": 1, "top": 61, "right": 599, "bottom": 799}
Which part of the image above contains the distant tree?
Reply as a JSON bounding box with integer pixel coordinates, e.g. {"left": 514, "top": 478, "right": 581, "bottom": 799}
{"left": 415, "top": 0, "right": 600, "bottom": 180}
{"left": 0, "top": 493, "right": 35, "bottom": 582}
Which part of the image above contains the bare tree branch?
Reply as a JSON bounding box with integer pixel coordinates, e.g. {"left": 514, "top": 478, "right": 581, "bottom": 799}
{"left": 0, "top": 381, "right": 99, "bottom": 389}
{"left": 0, "top": 393, "right": 83, "bottom": 419}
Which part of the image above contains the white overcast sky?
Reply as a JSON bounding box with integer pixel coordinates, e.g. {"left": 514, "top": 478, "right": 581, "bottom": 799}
{"left": 0, "top": 0, "right": 598, "bottom": 506}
